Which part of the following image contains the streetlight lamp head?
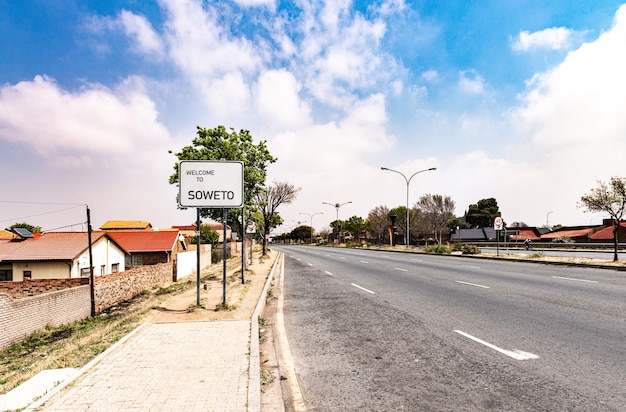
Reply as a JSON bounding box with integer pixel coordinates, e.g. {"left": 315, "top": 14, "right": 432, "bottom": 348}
{"left": 380, "top": 166, "right": 388, "bottom": 170}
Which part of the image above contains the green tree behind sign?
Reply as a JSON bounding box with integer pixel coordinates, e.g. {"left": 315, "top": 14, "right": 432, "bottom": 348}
{"left": 169, "top": 126, "right": 276, "bottom": 238}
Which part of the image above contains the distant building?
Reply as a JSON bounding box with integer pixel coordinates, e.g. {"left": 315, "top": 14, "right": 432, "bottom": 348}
{"left": 100, "top": 220, "right": 153, "bottom": 231}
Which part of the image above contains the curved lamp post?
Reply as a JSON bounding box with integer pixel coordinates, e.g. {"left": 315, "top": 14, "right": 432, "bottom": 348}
{"left": 322, "top": 201, "right": 352, "bottom": 243}
{"left": 380, "top": 166, "right": 436, "bottom": 247}
{"left": 299, "top": 212, "right": 323, "bottom": 244}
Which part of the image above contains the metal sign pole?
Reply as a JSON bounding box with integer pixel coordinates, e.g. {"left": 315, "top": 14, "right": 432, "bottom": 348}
{"left": 196, "top": 208, "right": 201, "bottom": 306}
{"left": 223, "top": 208, "right": 227, "bottom": 306}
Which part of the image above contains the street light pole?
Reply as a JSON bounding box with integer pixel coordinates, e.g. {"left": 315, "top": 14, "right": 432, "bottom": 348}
{"left": 322, "top": 201, "right": 352, "bottom": 243}
{"left": 380, "top": 166, "right": 436, "bottom": 247}
{"left": 299, "top": 212, "right": 323, "bottom": 244}
{"left": 546, "top": 211, "right": 553, "bottom": 230}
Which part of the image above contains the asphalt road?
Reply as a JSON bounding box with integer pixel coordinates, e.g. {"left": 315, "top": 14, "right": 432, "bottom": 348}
{"left": 273, "top": 245, "right": 626, "bottom": 411}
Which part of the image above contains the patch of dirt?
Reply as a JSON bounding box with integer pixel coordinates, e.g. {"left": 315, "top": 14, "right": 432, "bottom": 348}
{"left": 149, "top": 249, "right": 278, "bottom": 322}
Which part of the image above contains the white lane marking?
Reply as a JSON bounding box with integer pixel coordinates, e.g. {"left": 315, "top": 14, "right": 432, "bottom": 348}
{"left": 461, "top": 265, "right": 481, "bottom": 269}
{"left": 307, "top": 263, "right": 313, "bottom": 266}
{"left": 394, "top": 268, "right": 408, "bottom": 272}
{"left": 552, "top": 276, "right": 598, "bottom": 283}
{"left": 456, "top": 281, "right": 490, "bottom": 289}
{"left": 413, "top": 259, "right": 424, "bottom": 262}
{"left": 454, "top": 330, "right": 539, "bottom": 361}
{"left": 360, "top": 260, "right": 369, "bottom": 264}
{"left": 325, "top": 271, "right": 333, "bottom": 276}
{"left": 351, "top": 283, "right": 375, "bottom": 294}
{"left": 340, "top": 257, "right": 347, "bottom": 260}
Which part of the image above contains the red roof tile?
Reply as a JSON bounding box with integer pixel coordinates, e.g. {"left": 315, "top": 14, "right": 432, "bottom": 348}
{"left": 589, "top": 222, "right": 626, "bottom": 240}
{"left": 106, "top": 230, "right": 180, "bottom": 252}
{"left": 540, "top": 228, "right": 595, "bottom": 239}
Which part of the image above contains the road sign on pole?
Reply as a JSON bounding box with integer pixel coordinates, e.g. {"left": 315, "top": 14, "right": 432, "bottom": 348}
{"left": 494, "top": 216, "right": 504, "bottom": 231}
{"left": 178, "top": 160, "right": 244, "bottom": 208}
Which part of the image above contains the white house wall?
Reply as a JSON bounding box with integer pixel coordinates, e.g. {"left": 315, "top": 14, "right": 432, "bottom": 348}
{"left": 75, "top": 237, "right": 126, "bottom": 278}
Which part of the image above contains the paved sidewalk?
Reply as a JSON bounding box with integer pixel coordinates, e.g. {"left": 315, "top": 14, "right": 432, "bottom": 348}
{"left": 35, "top": 321, "right": 251, "bottom": 412}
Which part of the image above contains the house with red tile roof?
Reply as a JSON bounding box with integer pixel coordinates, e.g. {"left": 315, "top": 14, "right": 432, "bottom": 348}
{"left": 539, "top": 226, "right": 602, "bottom": 242}
{"left": 589, "top": 221, "right": 626, "bottom": 242}
{"left": 105, "top": 230, "right": 185, "bottom": 267}
{"left": 0, "top": 231, "right": 126, "bottom": 282}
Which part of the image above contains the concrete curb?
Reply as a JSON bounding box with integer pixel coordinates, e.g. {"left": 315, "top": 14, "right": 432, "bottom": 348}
{"left": 248, "top": 251, "right": 282, "bottom": 412}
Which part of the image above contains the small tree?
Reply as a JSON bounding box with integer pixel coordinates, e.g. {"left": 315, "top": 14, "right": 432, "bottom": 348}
{"left": 580, "top": 177, "right": 626, "bottom": 262}
{"left": 190, "top": 225, "right": 219, "bottom": 244}
{"left": 343, "top": 216, "right": 369, "bottom": 243}
{"left": 6, "top": 222, "right": 43, "bottom": 234}
{"left": 416, "top": 194, "right": 456, "bottom": 244}
{"left": 254, "top": 181, "right": 300, "bottom": 256}
{"left": 367, "top": 205, "right": 390, "bottom": 245}
{"left": 290, "top": 225, "right": 312, "bottom": 243}
{"left": 465, "top": 198, "right": 500, "bottom": 228}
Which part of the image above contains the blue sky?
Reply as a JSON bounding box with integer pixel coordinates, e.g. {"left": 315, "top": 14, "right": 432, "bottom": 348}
{"left": 1, "top": 0, "right": 626, "bottom": 233}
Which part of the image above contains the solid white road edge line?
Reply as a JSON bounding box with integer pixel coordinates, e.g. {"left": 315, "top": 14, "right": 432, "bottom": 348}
{"left": 351, "top": 283, "right": 375, "bottom": 294}
{"left": 454, "top": 330, "right": 539, "bottom": 361}
{"left": 456, "top": 280, "right": 490, "bottom": 289}
{"left": 552, "top": 276, "right": 598, "bottom": 283}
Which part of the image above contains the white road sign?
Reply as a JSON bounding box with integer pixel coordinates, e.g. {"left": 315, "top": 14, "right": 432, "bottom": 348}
{"left": 494, "top": 216, "right": 504, "bottom": 230}
{"left": 178, "top": 160, "right": 244, "bottom": 208}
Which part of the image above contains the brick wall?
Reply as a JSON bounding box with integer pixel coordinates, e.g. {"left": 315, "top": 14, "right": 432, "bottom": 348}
{"left": 0, "top": 278, "right": 89, "bottom": 298}
{"left": 94, "top": 263, "right": 173, "bottom": 313}
{"left": 0, "top": 263, "right": 174, "bottom": 350}
{"left": 0, "top": 285, "right": 91, "bottom": 349}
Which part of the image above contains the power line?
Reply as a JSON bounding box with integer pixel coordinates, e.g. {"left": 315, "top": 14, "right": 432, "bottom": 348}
{"left": 0, "top": 200, "right": 86, "bottom": 223}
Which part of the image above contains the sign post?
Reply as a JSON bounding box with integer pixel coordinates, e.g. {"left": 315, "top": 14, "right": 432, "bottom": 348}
{"left": 494, "top": 216, "right": 504, "bottom": 257}
{"left": 179, "top": 161, "right": 244, "bottom": 306}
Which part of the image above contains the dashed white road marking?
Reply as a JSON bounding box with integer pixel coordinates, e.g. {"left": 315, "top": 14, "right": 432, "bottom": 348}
{"left": 360, "top": 260, "right": 369, "bottom": 264}
{"left": 456, "top": 280, "right": 490, "bottom": 289}
{"left": 325, "top": 271, "right": 333, "bottom": 276}
{"left": 552, "top": 276, "right": 598, "bottom": 283}
{"left": 454, "top": 330, "right": 539, "bottom": 361}
{"left": 394, "top": 268, "right": 408, "bottom": 272}
{"left": 461, "top": 265, "right": 481, "bottom": 269}
{"left": 351, "top": 283, "right": 375, "bottom": 294}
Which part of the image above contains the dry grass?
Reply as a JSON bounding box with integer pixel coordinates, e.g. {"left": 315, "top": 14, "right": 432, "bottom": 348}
{"left": 0, "top": 255, "right": 248, "bottom": 394}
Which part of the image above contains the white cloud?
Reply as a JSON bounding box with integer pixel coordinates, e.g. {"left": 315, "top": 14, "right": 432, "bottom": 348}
{"left": 512, "top": 27, "right": 576, "bottom": 51}
{"left": 160, "top": 0, "right": 261, "bottom": 79}
{"left": 422, "top": 70, "right": 439, "bottom": 82}
{"left": 119, "top": 10, "right": 165, "bottom": 57}
{"left": 232, "top": 0, "right": 276, "bottom": 8}
{"left": 0, "top": 75, "right": 170, "bottom": 167}
{"left": 458, "top": 69, "right": 485, "bottom": 94}
{"left": 502, "top": 4, "right": 626, "bottom": 225}
{"left": 255, "top": 69, "right": 311, "bottom": 129}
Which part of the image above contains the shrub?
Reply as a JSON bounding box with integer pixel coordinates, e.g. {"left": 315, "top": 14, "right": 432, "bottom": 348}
{"left": 461, "top": 245, "right": 481, "bottom": 255}
{"left": 424, "top": 244, "right": 452, "bottom": 254}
